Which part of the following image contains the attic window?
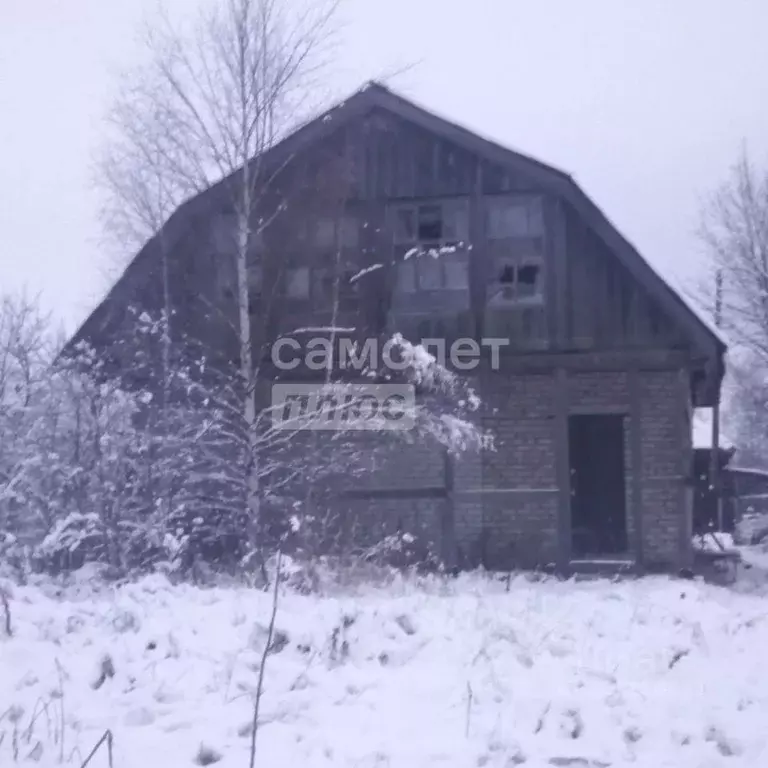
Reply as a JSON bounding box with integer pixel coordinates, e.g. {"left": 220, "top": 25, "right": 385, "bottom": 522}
{"left": 489, "top": 258, "right": 543, "bottom": 305}
{"left": 418, "top": 205, "right": 442, "bottom": 240}
{"left": 393, "top": 200, "right": 468, "bottom": 245}
{"left": 487, "top": 197, "right": 543, "bottom": 239}
{"left": 313, "top": 215, "right": 359, "bottom": 249}
{"left": 396, "top": 250, "right": 469, "bottom": 293}
{"left": 517, "top": 263, "right": 540, "bottom": 298}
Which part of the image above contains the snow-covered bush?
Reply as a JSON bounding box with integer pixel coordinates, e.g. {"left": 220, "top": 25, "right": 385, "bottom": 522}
{"left": 0, "top": 293, "right": 488, "bottom": 580}
{"left": 362, "top": 532, "right": 443, "bottom": 574}
{"left": 0, "top": 532, "right": 29, "bottom": 582}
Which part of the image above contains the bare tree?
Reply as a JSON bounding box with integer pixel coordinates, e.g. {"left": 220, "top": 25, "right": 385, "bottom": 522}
{"left": 96, "top": 0, "right": 340, "bottom": 559}
{"left": 0, "top": 293, "right": 51, "bottom": 527}
{"left": 699, "top": 151, "right": 768, "bottom": 461}
{"left": 700, "top": 151, "right": 768, "bottom": 358}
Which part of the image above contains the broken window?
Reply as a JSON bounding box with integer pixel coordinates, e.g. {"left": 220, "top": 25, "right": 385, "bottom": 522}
{"left": 517, "top": 263, "right": 541, "bottom": 299}
{"left": 489, "top": 258, "right": 543, "bottom": 304}
{"left": 417, "top": 205, "right": 442, "bottom": 240}
{"left": 393, "top": 200, "right": 468, "bottom": 245}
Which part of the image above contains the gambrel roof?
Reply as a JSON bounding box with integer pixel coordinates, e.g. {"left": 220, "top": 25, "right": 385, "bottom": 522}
{"left": 66, "top": 81, "right": 725, "bottom": 398}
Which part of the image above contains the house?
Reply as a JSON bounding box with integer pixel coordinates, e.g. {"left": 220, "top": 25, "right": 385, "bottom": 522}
{"left": 66, "top": 82, "right": 726, "bottom": 573}
{"left": 691, "top": 418, "right": 768, "bottom": 538}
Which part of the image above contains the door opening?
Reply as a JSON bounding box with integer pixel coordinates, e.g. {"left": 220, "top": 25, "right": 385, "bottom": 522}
{"left": 568, "top": 414, "right": 628, "bottom": 557}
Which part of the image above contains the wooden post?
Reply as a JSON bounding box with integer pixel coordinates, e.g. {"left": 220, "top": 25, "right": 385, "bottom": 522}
{"left": 628, "top": 367, "right": 644, "bottom": 565}
{"left": 548, "top": 197, "right": 569, "bottom": 349}
{"left": 710, "top": 402, "right": 723, "bottom": 531}
{"left": 469, "top": 160, "right": 484, "bottom": 341}
{"left": 442, "top": 448, "right": 457, "bottom": 569}
{"left": 710, "top": 270, "right": 724, "bottom": 531}
{"left": 554, "top": 368, "right": 571, "bottom": 570}
{"left": 678, "top": 368, "right": 694, "bottom": 568}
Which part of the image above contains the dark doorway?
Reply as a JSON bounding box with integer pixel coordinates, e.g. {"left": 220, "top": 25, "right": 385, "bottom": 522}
{"left": 568, "top": 414, "right": 628, "bottom": 557}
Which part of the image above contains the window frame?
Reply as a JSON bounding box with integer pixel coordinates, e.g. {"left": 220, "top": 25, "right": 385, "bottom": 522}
{"left": 395, "top": 248, "right": 469, "bottom": 293}
{"left": 311, "top": 214, "right": 359, "bottom": 249}
{"left": 392, "top": 198, "right": 470, "bottom": 293}
{"left": 486, "top": 196, "right": 544, "bottom": 240}
{"left": 487, "top": 256, "right": 545, "bottom": 306}
{"left": 392, "top": 199, "right": 469, "bottom": 246}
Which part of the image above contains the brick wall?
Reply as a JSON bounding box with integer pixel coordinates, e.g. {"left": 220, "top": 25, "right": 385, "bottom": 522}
{"left": 356, "top": 439, "right": 446, "bottom": 490}
{"left": 452, "top": 372, "right": 560, "bottom": 568}
{"left": 638, "top": 370, "right": 691, "bottom": 567}
{"left": 335, "top": 496, "right": 447, "bottom": 552}
{"left": 338, "top": 367, "right": 692, "bottom": 572}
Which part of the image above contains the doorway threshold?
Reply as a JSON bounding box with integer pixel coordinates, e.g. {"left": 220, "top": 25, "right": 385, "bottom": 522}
{"left": 570, "top": 556, "right": 635, "bottom": 565}
{"left": 568, "top": 557, "right": 639, "bottom": 577}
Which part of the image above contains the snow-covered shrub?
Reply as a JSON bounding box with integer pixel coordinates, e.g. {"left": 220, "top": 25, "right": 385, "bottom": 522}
{"left": 34, "top": 513, "right": 108, "bottom": 573}
{"left": 0, "top": 532, "right": 30, "bottom": 582}
{"left": 362, "top": 532, "right": 443, "bottom": 574}
{"left": 1, "top": 295, "right": 490, "bottom": 580}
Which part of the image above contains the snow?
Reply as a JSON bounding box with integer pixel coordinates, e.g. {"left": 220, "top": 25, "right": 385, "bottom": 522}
{"left": 348, "top": 264, "right": 383, "bottom": 284}
{"left": 666, "top": 277, "right": 731, "bottom": 349}
{"left": 286, "top": 326, "right": 356, "bottom": 335}
{"left": 728, "top": 466, "right": 768, "bottom": 479}
{"left": 692, "top": 532, "right": 736, "bottom": 551}
{"left": 693, "top": 407, "right": 735, "bottom": 450}
{"left": 3, "top": 571, "right": 768, "bottom": 767}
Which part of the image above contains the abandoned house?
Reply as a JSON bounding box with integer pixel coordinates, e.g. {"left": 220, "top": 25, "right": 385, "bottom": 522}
{"left": 67, "top": 82, "right": 726, "bottom": 573}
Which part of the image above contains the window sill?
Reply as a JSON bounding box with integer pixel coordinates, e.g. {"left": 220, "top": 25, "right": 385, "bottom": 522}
{"left": 487, "top": 297, "right": 545, "bottom": 308}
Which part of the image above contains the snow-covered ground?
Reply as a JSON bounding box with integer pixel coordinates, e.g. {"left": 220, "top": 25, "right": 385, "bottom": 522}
{"left": 2, "top": 569, "right": 768, "bottom": 768}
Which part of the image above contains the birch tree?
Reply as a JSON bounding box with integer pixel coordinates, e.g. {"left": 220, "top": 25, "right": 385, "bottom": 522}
{"left": 94, "top": 0, "right": 490, "bottom": 574}
{"left": 96, "top": 0, "right": 339, "bottom": 560}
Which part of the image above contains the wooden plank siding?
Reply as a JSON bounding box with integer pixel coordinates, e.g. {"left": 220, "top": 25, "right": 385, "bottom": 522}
{"left": 170, "top": 114, "right": 696, "bottom": 361}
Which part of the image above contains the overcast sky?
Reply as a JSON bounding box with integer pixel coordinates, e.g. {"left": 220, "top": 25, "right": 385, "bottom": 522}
{"left": 1, "top": 0, "right": 767, "bottom": 333}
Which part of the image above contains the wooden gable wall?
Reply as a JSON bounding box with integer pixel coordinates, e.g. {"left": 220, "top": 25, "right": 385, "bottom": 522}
{"left": 161, "top": 107, "right": 696, "bottom": 366}
{"left": 561, "top": 204, "right": 688, "bottom": 351}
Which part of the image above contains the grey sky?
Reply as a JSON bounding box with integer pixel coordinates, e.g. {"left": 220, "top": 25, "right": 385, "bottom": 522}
{"left": 1, "top": 0, "right": 767, "bottom": 333}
